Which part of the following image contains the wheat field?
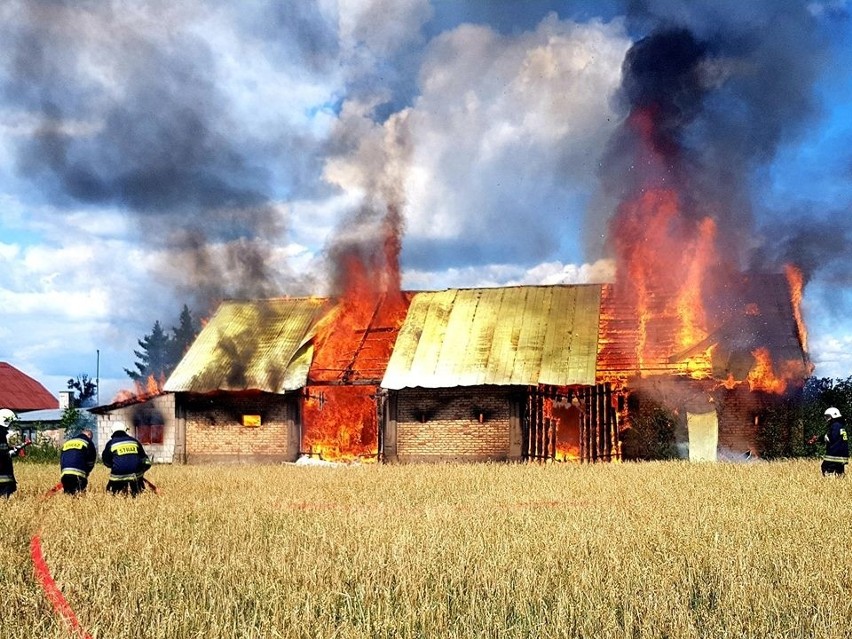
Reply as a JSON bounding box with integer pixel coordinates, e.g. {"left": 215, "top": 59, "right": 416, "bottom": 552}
{"left": 1, "top": 459, "right": 850, "bottom": 638}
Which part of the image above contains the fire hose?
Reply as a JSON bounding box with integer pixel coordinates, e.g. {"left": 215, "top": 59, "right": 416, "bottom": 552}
{"left": 31, "top": 473, "right": 160, "bottom": 638}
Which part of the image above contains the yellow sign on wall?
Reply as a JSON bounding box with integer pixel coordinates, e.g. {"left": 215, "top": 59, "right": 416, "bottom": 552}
{"left": 242, "top": 414, "right": 262, "bottom": 427}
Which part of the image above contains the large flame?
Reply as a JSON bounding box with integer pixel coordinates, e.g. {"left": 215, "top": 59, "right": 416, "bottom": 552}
{"left": 785, "top": 264, "right": 809, "bottom": 354}
{"left": 601, "top": 106, "right": 809, "bottom": 395}
{"left": 747, "top": 348, "right": 788, "bottom": 394}
{"left": 610, "top": 187, "right": 715, "bottom": 379}
{"left": 303, "top": 205, "right": 408, "bottom": 461}
{"left": 302, "top": 385, "right": 378, "bottom": 461}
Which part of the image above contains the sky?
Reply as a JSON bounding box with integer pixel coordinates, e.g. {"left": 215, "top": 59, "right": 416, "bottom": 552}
{"left": 0, "top": 0, "right": 850, "bottom": 404}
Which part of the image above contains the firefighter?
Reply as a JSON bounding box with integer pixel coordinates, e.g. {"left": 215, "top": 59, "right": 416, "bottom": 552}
{"left": 59, "top": 428, "right": 97, "bottom": 495}
{"left": 820, "top": 407, "right": 848, "bottom": 477}
{"left": 0, "top": 420, "right": 27, "bottom": 498}
{"left": 101, "top": 429, "right": 151, "bottom": 496}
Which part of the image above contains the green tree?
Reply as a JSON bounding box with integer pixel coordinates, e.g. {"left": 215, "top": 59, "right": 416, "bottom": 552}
{"left": 59, "top": 405, "right": 95, "bottom": 438}
{"left": 67, "top": 373, "right": 98, "bottom": 407}
{"left": 125, "top": 320, "right": 172, "bottom": 383}
{"left": 125, "top": 307, "right": 202, "bottom": 385}
{"left": 168, "top": 304, "right": 201, "bottom": 369}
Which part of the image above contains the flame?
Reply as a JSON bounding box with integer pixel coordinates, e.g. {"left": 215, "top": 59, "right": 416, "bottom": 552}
{"left": 303, "top": 204, "right": 407, "bottom": 461}
{"left": 610, "top": 188, "right": 715, "bottom": 379}
{"left": 547, "top": 397, "right": 581, "bottom": 461}
{"left": 785, "top": 264, "right": 809, "bottom": 354}
{"left": 302, "top": 385, "right": 379, "bottom": 461}
{"left": 111, "top": 374, "right": 165, "bottom": 404}
{"left": 721, "top": 373, "right": 738, "bottom": 390}
{"left": 747, "top": 348, "right": 787, "bottom": 394}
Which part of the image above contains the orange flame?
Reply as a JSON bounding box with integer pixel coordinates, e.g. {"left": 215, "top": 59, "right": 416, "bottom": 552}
{"left": 111, "top": 374, "right": 165, "bottom": 404}
{"left": 303, "top": 205, "right": 407, "bottom": 461}
{"left": 302, "top": 385, "right": 379, "bottom": 461}
{"left": 547, "top": 397, "right": 582, "bottom": 461}
{"left": 747, "top": 348, "right": 787, "bottom": 394}
{"left": 611, "top": 188, "right": 715, "bottom": 379}
{"left": 785, "top": 264, "right": 808, "bottom": 354}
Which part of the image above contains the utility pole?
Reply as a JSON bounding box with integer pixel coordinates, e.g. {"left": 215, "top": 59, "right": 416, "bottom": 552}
{"left": 96, "top": 349, "right": 100, "bottom": 406}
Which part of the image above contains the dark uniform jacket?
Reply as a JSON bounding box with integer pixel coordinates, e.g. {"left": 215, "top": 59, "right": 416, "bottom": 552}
{"left": 824, "top": 417, "right": 849, "bottom": 464}
{"left": 101, "top": 431, "right": 151, "bottom": 481}
{"left": 60, "top": 432, "right": 97, "bottom": 478}
{"left": 0, "top": 428, "right": 16, "bottom": 486}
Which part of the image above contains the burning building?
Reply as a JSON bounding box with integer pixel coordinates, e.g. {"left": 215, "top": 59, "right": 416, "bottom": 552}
{"left": 108, "top": 268, "right": 805, "bottom": 466}
{"left": 381, "top": 285, "right": 612, "bottom": 463}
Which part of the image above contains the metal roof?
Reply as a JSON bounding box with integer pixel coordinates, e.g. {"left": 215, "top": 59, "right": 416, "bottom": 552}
{"left": 381, "top": 285, "right": 603, "bottom": 389}
{"left": 0, "top": 362, "right": 59, "bottom": 412}
{"left": 164, "top": 298, "right": 330, "bottom": 394}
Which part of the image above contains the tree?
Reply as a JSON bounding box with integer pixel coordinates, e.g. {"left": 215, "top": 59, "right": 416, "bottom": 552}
{"left": 168, "top": 304, "right": 201, "bottom": 368}
{"left": 125, "top": 306, "right": 202, "bottom": 384}
{"left": 60, "top": 405, "right": 95, "bottom": 437}
{"left": 125, "top": 320, "right": 172, "bottom": 383}
{"left": 67, "top": 373, "right": 98, "bottom": 407}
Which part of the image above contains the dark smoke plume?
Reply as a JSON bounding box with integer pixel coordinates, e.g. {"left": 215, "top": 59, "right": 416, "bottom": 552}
{"left": 2, "top": 2, "right": 335, "bottom": 315}
{"left": 600, "top": 2, "right": 841, "bottom": 285}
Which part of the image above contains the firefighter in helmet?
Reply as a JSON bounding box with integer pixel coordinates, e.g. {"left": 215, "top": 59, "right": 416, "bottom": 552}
{"left": 59, "top": 428, "right": 97, "bottom": 495}
{"left": 0, "top": 415, "right": 27, "bottom": 497}
{"left": 820, "top": 407, "right": 848, "bottom": 476}
{"left": 101, "top": 429, "right": 151, "bottom": 496}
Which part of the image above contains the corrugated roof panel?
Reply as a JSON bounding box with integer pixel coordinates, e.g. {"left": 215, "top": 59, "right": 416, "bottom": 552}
{"left": 383, "top": 295, "right": 427, "bottom": 382}
{"left": 539, "top": 286, "right": 576, "bottom": 385}
{"left": 469, "top": 287, "right": 503, "bottom": 386}
{"left": 565, "top": 285, "right": 600, "bottom": 384}
{"left": 485, "top": 288, "right": 523, "bottom": 385}
{"left": 407, "top": 290, "right": 455, "bottom": 387}
{"left": 382, "top": 285, "right": 602, "bottom": 389}
{"left": 509, "top": 286, "right": 547, "bottom": 385}
{"left": 438, "top": 289, "right": 481, "bottom": 385}
{"left": 164, "top": 298, "right": 328, "bottom": 394}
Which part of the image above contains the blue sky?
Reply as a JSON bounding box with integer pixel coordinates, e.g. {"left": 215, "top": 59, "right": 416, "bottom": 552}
{"left": 0, "top": 0, "right": 850, "bottom": 403}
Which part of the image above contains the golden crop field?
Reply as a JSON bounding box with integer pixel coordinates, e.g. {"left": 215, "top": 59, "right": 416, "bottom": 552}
{"left": 2, "top": 459, "right": 851, "bottom": 639}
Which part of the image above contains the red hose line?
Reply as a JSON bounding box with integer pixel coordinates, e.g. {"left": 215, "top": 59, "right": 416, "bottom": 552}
{"left": 30, "top": 532, "right": 93, "bottom": 639}
{"left": 31, "top": 477, "right": 159, "bottom": 637}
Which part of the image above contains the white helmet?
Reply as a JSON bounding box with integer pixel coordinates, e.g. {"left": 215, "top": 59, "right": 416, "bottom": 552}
{"left": 825, "top": 407, "right": 842, "bottom": 421}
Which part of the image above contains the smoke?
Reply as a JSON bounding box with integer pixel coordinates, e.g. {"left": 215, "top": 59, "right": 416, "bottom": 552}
{"left": 597, "top": 1, "right": 842, "bottom": 285}
{"left": 0, "top": 1, "right": 339, "bottom": 314}
{"left": 322, "top": 104, "right": 413, "bottom": 299}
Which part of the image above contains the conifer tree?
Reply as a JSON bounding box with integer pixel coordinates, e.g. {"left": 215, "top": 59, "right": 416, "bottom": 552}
{"left": 125, "top": 320, "right": 172, "bottom": 383}
{"left": 169, "top": 304, "right": 200, "bottom": 368}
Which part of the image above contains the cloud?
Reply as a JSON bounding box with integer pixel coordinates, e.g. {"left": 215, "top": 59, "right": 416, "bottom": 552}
{"left": 401, "top": 258, "right": 615, "bottom": 291}
{"left": 397, "top": 16, "right": 630, "bottom": 269}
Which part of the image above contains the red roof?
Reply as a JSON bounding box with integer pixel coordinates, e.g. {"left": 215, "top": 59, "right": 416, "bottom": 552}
{"left": 0, "top": 362, "right": 59, "bottom": 412}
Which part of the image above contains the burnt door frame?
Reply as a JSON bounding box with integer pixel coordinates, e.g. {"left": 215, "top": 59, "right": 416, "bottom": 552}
{"left": 521, "top": 383, "right": 621, "bottom": 462}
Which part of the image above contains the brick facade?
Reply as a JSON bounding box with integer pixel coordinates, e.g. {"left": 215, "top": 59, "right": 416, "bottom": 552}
{"left": 180, "top": 392, "right": 300, "bottom": 464}
{"left": 385, "top": 387, "right": 522, "bottom": 462}
{"left": 713, "top": 385, "right": 784, "bottom": 457}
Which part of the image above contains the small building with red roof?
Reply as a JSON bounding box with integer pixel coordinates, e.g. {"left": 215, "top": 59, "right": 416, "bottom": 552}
{"left": 0, "top": 362, "right": 60, "bottom": 413}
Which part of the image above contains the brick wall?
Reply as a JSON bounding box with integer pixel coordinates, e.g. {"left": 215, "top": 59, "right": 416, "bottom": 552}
{"left": 714, "top": 385, "right": 768, "bottom": 457}
{"left": 183, "top": 393, "right": 298, "bottom": 464}
{"left": 623, "top": 378, "right": 789, "bottom": 460}
{"left": 95, "top": 393, "right": 177, "bottom": 463}
{"left": 391, "top": 387, "right": 514, "bottom": 462}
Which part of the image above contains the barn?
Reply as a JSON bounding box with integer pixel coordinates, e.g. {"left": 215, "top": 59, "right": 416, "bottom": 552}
{"left": 162, "top": 297, "right": 329, "bottom": 464}
{"left": 93, "top": 271, "right": 808, "bottom": 465}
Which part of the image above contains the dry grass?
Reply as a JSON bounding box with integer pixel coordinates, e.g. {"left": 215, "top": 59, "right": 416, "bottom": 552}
{"left": 2, "top": 459, "right": 851, "bottom": 638}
